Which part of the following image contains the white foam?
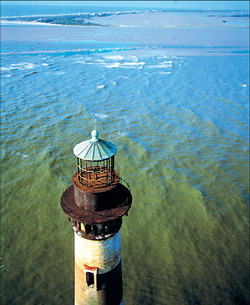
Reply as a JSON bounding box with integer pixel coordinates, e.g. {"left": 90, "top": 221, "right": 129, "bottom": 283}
{"left": 1, "top": 62, "right": 36, "bottom": 71}
{"left": 116, "top": 62, "right": 145, "bottom": 69}
{"left": 19, "top": 62, "right": 36, "bottom": 69}
{"left": 0, "top": 61, "right": 50, "bottom": 72}
{"left": 94, "top": 113, "right": 108, "bottom": 119}
{"left": 104, "top": 55, "right": 124, "bottom": 61}
{"left": 161, "top": 61, "right": 172, "bottom": 64}
{"left": 96, "top": 85, "right": 105, "bottom": 89}
{"left": 123, "top": 62, "right": 145, "bottom": 66}
{"left": 148, "top": 64, "right": 172, "bottom": 69}
{"left": 119, "top": 66, "right": 135, "bottom": 69}
{"left": 241, "top": 84, "right": 248, "bottom": 87}
{"left": 76, "top": 58, "right": 105, "bottom": 65}
{"left": 105, "top": 62, "right": 121, "bottom": 68}
{"left": 130, "top": 55, "right": 138, "bottom": 61}
{"left": 22, "top": 154, "right": 29, "bottom": 158}
{"left": 159, "top": 71, "right": 172, "bottom": 75}
{"left": 1, "top": 67, "right": 10, "bottom": 72}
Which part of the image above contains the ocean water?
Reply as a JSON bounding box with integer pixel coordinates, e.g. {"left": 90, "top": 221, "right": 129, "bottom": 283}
{"left": 1, "top": 6, "right": 249, "bottom": 305}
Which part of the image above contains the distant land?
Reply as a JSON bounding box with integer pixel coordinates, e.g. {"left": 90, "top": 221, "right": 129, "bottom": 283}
{"left": 1, "top": 9, "right": 249, "bottom": 27}
{"left": 0, "top": 10, "right": 139, "bottom": 26}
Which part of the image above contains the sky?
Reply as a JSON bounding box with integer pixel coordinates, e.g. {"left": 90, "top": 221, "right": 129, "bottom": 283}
{"left": 2, "top": 1, "right": 249, "bottom": 11}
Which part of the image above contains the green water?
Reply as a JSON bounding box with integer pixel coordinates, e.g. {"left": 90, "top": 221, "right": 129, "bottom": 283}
{"left": 1, "top": 42, "right": 249, "bottom": 305}
{"left": 1, "top": 129, "right": 249, "bottom": 304}
{"left": 120, "top": 136, "right": 249, "bottom": 305}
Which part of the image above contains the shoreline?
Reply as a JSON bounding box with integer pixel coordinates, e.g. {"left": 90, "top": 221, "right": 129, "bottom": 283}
{"left": 0, "top": 20, "right": 107, "bottom": 27}
{"left": 1, "top": 9, "right": 249, "bottom": 29}
{"left": 1, "top": 48, "right": 248, "bottom": 56}
{"left": 1, "top": 20, "right": 248, "bottom": 30}
{"left": 0, "top": 20, "right": 103, "bottom": 27}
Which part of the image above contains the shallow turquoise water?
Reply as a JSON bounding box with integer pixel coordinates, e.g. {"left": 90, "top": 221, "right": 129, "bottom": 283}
{"left": 1, "top": 8, "right": 249, "bottom": 305}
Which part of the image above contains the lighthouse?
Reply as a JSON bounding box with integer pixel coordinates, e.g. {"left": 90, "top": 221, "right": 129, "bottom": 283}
{"left": 60, "top": 130, "right": 132, "bottom": 305}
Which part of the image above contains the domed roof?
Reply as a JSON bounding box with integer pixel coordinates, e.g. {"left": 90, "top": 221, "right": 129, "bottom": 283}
{"left": 73, "top": 130, "right": 117, "bottom": 161}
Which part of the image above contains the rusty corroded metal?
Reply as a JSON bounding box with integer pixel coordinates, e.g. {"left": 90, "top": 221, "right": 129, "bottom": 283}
{"left": 76, "top": 161, "right": 116, "bottom": 189}
{"left": 60, "top": 183, "right": 132, "bottom": 225}
{"left": 72, "top": 170, "right": 120, "bottom": 194}
{"left": 71, "top": 218, "right": 122, "bottom": 240}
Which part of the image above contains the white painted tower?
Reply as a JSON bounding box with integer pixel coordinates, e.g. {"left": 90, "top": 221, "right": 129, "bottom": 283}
{"left": 61, "top": 130, "right": 132, "bottom": 305}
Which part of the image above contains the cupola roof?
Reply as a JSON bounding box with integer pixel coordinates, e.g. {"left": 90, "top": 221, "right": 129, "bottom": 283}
{"left": 73, "top": 130, "right": 117, "bottom": 161}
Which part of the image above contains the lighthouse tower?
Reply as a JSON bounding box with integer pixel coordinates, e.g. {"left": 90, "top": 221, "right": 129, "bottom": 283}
{"left": 60, "top": 130, "right": 132, "bottom": 305}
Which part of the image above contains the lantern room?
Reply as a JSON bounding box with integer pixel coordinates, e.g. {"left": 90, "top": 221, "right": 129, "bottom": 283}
{"left": 73, "top": 130, "right": 118, "bottom": 190}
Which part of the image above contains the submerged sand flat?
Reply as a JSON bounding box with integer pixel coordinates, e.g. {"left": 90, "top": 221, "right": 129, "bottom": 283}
{"left": 1, "top": 10, "right": 249, "bottom": 56}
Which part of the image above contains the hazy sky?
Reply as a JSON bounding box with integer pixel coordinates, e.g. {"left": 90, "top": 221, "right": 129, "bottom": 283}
{"left": 2, "top": 1, "right": 249, "bottom": 10}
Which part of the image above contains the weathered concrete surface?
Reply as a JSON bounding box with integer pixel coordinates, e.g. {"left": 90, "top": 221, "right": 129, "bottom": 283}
{"left": 75, "top": 231, "right": 121, "bottom": 273}
{"left": 75, "top": 231, "right": 123, "bottom": 305}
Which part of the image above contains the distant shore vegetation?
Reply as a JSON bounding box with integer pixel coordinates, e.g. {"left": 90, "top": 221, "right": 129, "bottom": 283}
{"left": 1, "top": 11, "right": 139, "bottom": 26}
{"left": 1, "top": 10, "right": 248, "bottom": 27}
{"left": 2, "top": 15, "right": 104, "bottom": 26}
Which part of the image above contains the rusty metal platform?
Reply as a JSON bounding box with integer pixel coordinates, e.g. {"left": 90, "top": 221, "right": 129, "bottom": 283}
{"left": 60, "top": 184, "right": 132, "bottom": 225}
